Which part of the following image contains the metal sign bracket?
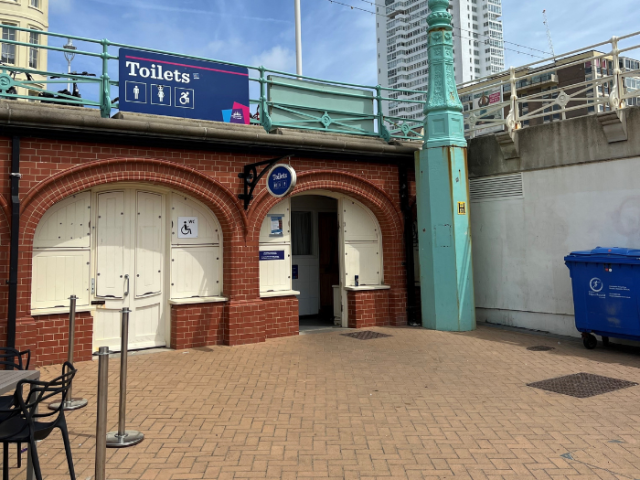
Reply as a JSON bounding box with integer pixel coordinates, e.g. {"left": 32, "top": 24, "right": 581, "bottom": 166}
{"left": 238, "top": 155, "right": 292, "bottom": 210}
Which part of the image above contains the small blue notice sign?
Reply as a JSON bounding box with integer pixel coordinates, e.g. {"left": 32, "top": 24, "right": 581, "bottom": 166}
{"left": 260, "top": 250, "right": 285, "bottom": 261}
{"left": 292, "top": 265, "right": 298, "bottom": 279}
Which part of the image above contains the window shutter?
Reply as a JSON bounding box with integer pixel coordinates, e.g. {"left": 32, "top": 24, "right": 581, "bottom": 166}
{"left": 34, "top": 192, "right": 91, "bottom": 249}
{"left": 259, "top": 200, "right": 292, "bottom": 293}
{"left": 342, "top": 199, "right": 382, "bottom": 286}
{"left": 171, "top": 246, "right": 221, "bottom": 299}
{"left": 170, "top": 194, "right": 222, "bottom": 298}
{"left": 32, "top": 192, "right": 91, "bottom": 310}
{"left": 32, "top": 250, "right": 90, "bottom": 309}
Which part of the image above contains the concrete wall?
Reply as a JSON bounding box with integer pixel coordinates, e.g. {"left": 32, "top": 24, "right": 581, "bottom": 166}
{"left": 468, "top": 106, "right": 640, "bottom": 337}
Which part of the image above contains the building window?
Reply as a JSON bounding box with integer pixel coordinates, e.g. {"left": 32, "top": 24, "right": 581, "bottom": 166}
{"left": 29, "top": 29, "right": 39, "bottom": 69}
{"left": 1, "top": 25, "right": 17, "bottom": 65}
{"left": 31, "top": 0, "right": 41, "bottom": 7}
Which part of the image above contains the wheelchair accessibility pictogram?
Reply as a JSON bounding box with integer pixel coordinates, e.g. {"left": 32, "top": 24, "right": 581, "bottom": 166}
{"left": 177, "top": 216, "right": 198, "bottom": 239}
{"left": 175, "top": 87, "right": 195, "bottom": 109}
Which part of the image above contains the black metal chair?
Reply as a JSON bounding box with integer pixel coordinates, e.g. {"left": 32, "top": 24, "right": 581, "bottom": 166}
{"left": 0, "top": 347, "right": 31, "bottom": 471}
{"left": 0, "top": 348, "right": 30, "bottom": 371}
{"left": 0, "top": 362, "right": 77, "bottom": 480}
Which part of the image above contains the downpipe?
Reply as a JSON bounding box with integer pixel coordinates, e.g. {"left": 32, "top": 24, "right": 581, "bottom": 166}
{"left": 6, "top": 136, "right": 20, "bottom": 348}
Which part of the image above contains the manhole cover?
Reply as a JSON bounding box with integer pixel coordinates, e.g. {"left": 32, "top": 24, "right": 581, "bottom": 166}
{"left": 527, "top": 373, "right": 638, "bottom": 398}
{"left": 527, "top": 345, "right": 555, "bottom": 351}
{"left": 341, "top": 331, "right": 392, "bottom": 340}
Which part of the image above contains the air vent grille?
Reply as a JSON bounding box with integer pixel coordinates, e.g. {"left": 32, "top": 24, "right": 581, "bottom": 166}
{"left": 469, "top": 173, "right": 523, "bottom": 202}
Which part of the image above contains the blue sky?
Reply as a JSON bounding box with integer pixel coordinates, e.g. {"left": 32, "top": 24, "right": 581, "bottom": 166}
{"left": 49, "top": 0, "right": 640, "bottom": 88}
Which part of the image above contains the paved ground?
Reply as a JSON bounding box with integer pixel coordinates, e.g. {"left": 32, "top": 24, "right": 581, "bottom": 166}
{"left": 7, "top": 325, "right": 640, "bottom": 480}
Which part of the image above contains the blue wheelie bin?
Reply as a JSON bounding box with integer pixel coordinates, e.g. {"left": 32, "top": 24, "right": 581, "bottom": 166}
{"left": 565, "top": 247, "right": 640, "bottom": 349}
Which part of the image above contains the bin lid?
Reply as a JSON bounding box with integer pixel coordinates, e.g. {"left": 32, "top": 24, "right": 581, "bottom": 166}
{"left": 569, "top": 247, "right": 640, "bottom": 257}
{"left": 565, "top": 247, "right": 640, "bottom": 264}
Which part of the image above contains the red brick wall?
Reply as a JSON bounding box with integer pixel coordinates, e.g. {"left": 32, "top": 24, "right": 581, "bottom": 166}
{"left": 264, "top": 296, "right": 299, "bottom": 339}
{"left": 15, "top": 312, "right": 93, "bottom": 367}
{"left": 347, "top": 290, "right": 391, "bottom": 329}
{"left": 170, "top": 303, "right": 225, "bottom": 350}
{"left": 0, "top": 136, "right": 415, "bottom": 365}
{"left": 225, "top": 300, "right": 266, "bottom": 346}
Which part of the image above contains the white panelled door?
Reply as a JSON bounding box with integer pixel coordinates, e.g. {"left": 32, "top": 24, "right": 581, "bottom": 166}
{"left": 93, "top": 189, "right": 166, "bottom": 351}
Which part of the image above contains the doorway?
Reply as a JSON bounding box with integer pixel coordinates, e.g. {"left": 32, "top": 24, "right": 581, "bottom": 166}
{"left": 93, "top": 189, "right": 166, "bottom": 351}
{"left": 291, "top": 195, "right": 340, "bottom": 332}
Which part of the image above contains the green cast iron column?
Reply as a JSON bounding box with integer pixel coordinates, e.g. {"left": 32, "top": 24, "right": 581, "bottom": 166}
{"left": 415, "top": 0, "right": 475, "bottom": 331}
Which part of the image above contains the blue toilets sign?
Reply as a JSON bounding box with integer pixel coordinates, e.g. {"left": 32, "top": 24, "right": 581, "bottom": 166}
{"left": 119, "top": 48, "right": 250, "bottom": 124}
{"left": 266, "top": 165, "right": 297, "bottom": 198}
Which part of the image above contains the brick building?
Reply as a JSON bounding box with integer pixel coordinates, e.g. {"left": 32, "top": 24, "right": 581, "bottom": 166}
{"left": 0, "top": 101, "right": 420, "bottom": 366}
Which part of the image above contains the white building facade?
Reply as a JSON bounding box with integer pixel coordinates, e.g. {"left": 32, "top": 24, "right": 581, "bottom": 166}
{"left": 375, "top": 0, "right": 505, "bottom": 120}
{"left": 0, "top": 0, "right": 48, "bottom": 71}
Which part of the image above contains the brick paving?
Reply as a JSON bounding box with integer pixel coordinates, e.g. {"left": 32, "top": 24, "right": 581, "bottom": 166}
{"left": 6, "top": 325, "right": 640, "bottom": 479}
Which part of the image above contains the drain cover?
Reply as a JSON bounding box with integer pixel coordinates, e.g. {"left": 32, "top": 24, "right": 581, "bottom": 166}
{"left": 527, "top": 345, "right": 555, "bottom": 351}
{"left": 342, "top": 331, "right": 392, "bottom": 340}
{"left": 528, "top": 373, "right": 638, "bottom": 398}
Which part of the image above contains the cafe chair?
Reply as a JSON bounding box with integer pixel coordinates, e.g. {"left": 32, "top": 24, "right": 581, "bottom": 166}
{"left": 0, "top": 362, "right": 77, "bottom": 480}
{"left": 0, "top": 347, "right": 30, "bottom": 371}
{"left": 0, "top": 347, "right": 31, "bottom": 470}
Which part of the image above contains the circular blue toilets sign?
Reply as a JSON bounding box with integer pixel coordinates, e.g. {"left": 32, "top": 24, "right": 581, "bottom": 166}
{"left": 266, "top": 165, "right": 297, "bottom": 198}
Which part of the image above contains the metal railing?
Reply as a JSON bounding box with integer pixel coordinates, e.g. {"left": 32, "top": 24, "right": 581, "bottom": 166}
{"left": 3, "top": 25, "right": 637, "bottom": 143}
{"left": 458, "top": 31, "right": 640, "bottom": 138}
{"left": 0, "top": 25, "right": 426, "bottom": 143}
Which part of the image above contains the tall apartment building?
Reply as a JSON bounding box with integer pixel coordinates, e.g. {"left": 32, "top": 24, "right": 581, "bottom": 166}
{"left": 375, "top": 0, "right": 505, "bottom": 121}
{"left": 0, "top": 0, "right": 48, "bottom": 87}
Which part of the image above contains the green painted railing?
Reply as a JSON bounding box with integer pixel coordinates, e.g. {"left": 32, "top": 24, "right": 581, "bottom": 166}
{"left": 0, "top": 25, "right": 426, "bottom": 143}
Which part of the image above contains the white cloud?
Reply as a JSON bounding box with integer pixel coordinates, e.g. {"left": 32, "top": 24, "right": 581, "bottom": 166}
{"left": 251, "top": 46, "right": 296, "bottom": 73}
{"left": 53, "top": 0, "right": 73, "bottom": 13}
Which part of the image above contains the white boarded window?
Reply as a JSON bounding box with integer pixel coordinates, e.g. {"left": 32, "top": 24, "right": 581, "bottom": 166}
{"left": 342, "top": 199, "right": 382, "bottom": 286}
{"left": 259, "top": 199, "right": 292, "bottom": 293}
{"left": 32, "top": 192, "right": 91, "bottom": 309}
{"left": 170, "top": 194, "right": 223, "bottom": 299}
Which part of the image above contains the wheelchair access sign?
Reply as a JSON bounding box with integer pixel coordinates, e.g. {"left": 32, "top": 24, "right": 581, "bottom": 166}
{"left": 177, "top": 217, "right": 198, "bottom": 239}
{"left": 119, "top": 48, "right": 250, "bottom": 123}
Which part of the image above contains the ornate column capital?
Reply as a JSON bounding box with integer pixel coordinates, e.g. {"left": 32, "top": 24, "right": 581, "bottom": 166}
{"left": 423, "top": 0, "right": 466, "bottom": 147}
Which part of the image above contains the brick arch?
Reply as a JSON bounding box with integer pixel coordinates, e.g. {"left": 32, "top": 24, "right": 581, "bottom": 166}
{"left": 247, "top": 170, "right": 404, "bottom": 243}
{"left": 21, "top": 157, "right": 247, "bottom": 235}
{"left": 17, "top": 157, "right": 248, "bottom": 318}
{"left": 247, "top": 170, "right": 408, "bottom": 324}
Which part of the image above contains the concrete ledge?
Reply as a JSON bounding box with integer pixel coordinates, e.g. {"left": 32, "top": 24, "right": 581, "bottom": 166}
{"left": 169, "top": 296, "right": 228, "bottom": 305}
{"left": 31, "top": 305, "right": 96, "bottom": 316}
{"left": 260, "top": 290, "right": 301, "bottom": 298}
{"left": 469, "top": 105, "right": 640, "bottom": 178}
{"left": 0, "top": 101, "right": 420, "bottom": 160}
{"left": 344, "top": 285, "right": 391, "bottom": 291}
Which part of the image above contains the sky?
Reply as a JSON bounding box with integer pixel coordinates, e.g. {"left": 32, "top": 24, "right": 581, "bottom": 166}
{"left": 48, "top": 0, "right": 640, "bottom": 91}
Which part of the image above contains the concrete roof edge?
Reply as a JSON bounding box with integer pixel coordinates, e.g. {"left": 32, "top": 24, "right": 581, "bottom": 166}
{"left": 0, "top": 101, "right": 422, "bottom": 158}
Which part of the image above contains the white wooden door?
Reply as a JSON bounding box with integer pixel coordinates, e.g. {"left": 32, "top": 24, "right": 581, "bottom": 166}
{"left": 93, "top": 190, "right": 166, "bottom": 351}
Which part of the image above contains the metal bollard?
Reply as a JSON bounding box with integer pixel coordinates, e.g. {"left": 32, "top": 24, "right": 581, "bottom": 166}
{"left": 95, "top": 347, "right": 110, "bottom": 480}
{"left": 49, "top": 295, "right": 88, "bottom": 411}
{"left": 106, "top": 308, "right": 144, "bottom": 448}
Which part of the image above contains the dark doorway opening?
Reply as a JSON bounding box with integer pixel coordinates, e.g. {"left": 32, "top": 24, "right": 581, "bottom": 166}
{"left": 291, "top": 195, "right": 340, "bottom": 333}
